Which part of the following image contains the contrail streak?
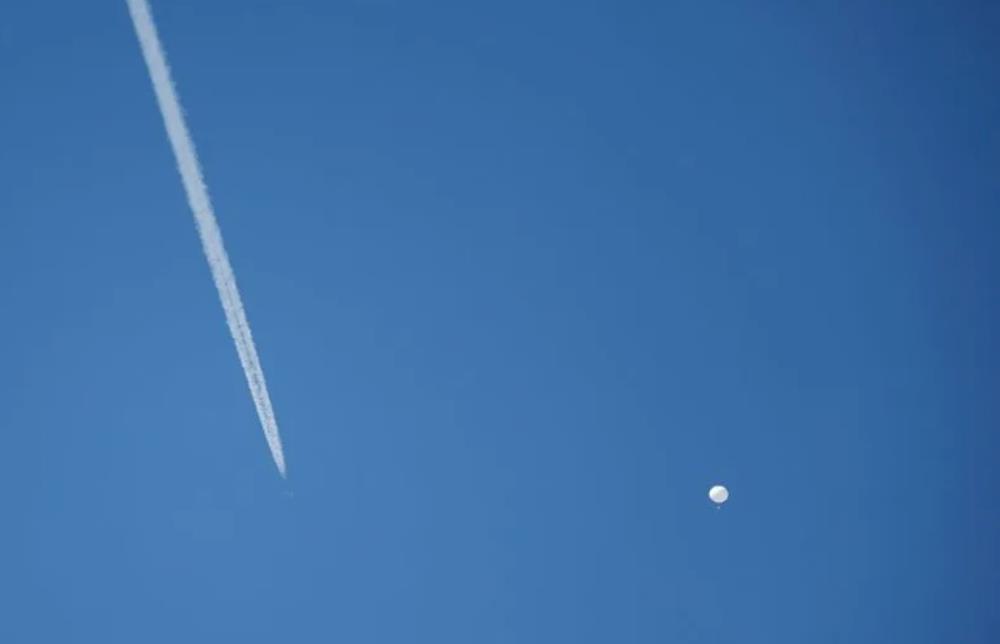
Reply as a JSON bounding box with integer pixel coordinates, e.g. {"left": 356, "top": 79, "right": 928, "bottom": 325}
{"left": 125, "top": 0, "right": 287, "bottom": 477}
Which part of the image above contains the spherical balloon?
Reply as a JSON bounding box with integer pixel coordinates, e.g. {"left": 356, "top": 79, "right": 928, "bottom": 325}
{"left": 708, "top": 484, "right": 729, "bottom": 504}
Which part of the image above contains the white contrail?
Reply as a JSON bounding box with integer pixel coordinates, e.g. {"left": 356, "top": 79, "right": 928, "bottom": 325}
{"left": 125, "top": 0, "right": 287, "bottom": 477}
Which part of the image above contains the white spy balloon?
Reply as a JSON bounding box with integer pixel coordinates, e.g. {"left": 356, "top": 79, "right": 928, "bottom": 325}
{"left": 709, "top": 485, "right": 729, "bottom": 505}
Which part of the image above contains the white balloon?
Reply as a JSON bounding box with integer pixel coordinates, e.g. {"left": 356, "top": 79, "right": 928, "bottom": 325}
{"left": 708, "top": 485, "right": 729, "bottom": 504}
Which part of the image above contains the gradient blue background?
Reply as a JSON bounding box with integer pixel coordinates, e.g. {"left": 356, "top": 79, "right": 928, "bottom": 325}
{"left": 2, "top": 1, "right": 998, "bottom": 641}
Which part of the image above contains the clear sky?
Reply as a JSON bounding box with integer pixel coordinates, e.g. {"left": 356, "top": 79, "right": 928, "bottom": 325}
{"left": 2, "top": 1, "right": 998, "bottom": 642}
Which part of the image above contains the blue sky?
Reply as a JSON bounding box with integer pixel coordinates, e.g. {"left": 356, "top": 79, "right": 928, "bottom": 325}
{"left": 2, "top": 1, "right": 998, "bottom": 642}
